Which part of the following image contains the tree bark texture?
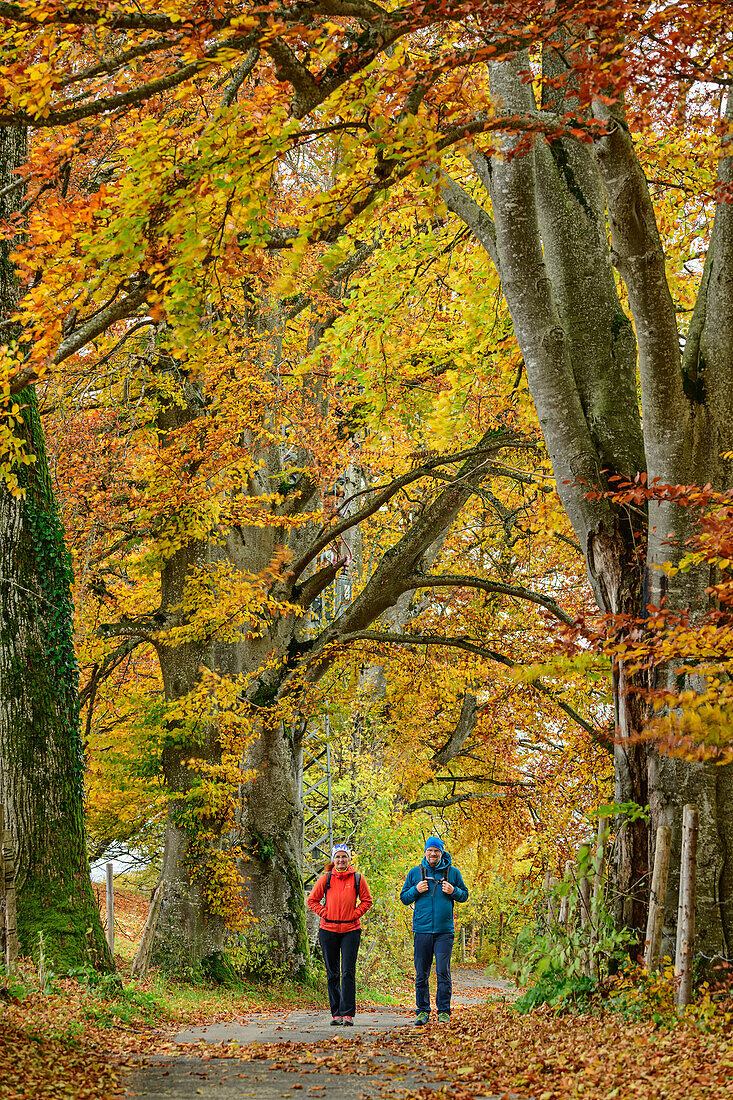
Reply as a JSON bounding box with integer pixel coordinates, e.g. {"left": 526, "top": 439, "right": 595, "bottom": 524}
{"left": 0, "top": 126, "right": 112, "bottom": 972}
{"left": 0, "top": 389, "right": 114, "bottom": 971}
{"left": 443, "top": 59, "right": 733, "bottom": 956}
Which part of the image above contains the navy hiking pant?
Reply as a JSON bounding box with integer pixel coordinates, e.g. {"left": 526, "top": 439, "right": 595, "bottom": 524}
{"left": 414, "top": 931, "right": 454, "bottom": 1015}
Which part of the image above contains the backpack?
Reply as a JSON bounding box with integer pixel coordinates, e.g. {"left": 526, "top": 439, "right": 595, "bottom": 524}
{"left": 420, "top": 862, "right": 453, "bottom": 891}
{"left": 322, "top": 869, "right": 361, "bottom": 905}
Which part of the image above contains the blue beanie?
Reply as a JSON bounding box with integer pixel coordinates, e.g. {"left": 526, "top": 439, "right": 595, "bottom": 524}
{"left": 425, "top": 836, "right": 444, "bottom": 852}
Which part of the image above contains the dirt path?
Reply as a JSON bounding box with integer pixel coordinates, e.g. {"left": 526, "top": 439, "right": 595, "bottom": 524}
{"left": 124, "top": 969, "right": 516, "bottom": 1100}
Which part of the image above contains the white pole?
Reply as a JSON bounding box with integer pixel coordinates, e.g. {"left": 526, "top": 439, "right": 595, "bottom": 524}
{"left": 105, "top": 862, "right": 115, "bottom": 957}
{"left": 675, "top": 805, "right": 698, "bottom": 1010}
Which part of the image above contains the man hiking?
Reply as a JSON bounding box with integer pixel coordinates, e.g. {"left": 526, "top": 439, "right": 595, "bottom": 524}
{"left": 400, "top": 836, "right": 469, "bottom": 1025}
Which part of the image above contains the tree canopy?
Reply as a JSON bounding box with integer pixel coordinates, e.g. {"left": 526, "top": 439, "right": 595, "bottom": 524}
{"left": 0, "top": 0, "right": 731, "bottom": 973}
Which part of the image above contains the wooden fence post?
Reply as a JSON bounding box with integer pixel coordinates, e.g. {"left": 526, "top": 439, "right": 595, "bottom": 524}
{"left": 105, "top": 862, "right": 115, "bottom": 957}
{"left": 675, "top": 804, "right": 698, "bottom": 1010}
{"left": 542, "top": 869, "right": 551, "bottom": 929}
{"left": 547, "top": 875, "right": 560, "bottom": 943}
{"left": 559, "top": 860, "right": 574, "bottom": 929}
{"left": 644, "top": 823, "right": 672, "bottom": 971}
{"left": 460, "top": 924, "right": 466, "bottom": 963}
{"left": 579, "top": 873, "right": 591, "bottom": 976}
{"left": 590, "top": 817, "right": 608, "bottom": 980}
{"left": 131, "top": 881, "right": 164, "bottom": 981}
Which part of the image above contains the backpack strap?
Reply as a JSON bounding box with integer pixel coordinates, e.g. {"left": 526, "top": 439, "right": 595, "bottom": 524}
{"left": 321, "top": 869, "right": 333, "bottom": 904}
{"left": 354, "top": 872, "right": 361, "bottom": 895}
{"left": 420, "top": 865, "right": 427, "bottom": 881}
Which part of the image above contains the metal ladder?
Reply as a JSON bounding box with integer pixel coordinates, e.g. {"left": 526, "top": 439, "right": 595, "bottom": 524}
{"left": 298, "top": 717, "right": 333, "bottom": 889}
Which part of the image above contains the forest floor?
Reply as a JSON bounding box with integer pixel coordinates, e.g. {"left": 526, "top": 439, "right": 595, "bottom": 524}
{"left": 125, "top": 967, "right": 509, "bottom": 1100}
{"left": 2, "top": 888, "right": 733, "bottom": 1099}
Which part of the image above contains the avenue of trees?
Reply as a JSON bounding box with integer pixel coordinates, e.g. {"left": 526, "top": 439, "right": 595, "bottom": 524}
{"left": 0, "top": 0, "right": 731, "bottom": 975}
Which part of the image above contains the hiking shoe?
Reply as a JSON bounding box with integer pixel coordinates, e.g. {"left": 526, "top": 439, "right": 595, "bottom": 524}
{"left": 437, "top": 1012, "right": 450, "bottom": 1023}
{"left": 342, "top": 1016, "right": 354, "bottom": 1026}
{"left": 413, "top": 1012, "right": 430, "bottom": 1026}
{"left": 330, "top": 1016, "right": 343, "bottom": 1026}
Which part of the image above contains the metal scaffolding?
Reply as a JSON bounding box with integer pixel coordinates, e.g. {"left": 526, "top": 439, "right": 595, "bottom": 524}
{"left": 299, "top": 718, "right": 333, "bottom": 889}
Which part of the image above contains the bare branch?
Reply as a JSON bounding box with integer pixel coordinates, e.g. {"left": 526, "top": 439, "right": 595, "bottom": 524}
{"left": 431, "top": 691, "right": 477, "bottom": 769}
{"left": 288, "top": 436, "right": 523, "bottom": 584}
{"left": 407, "top": 792, "right": 507, "bottom": 811}
{"left": 220, "top": 48, "right": 260, "bottom": 109}
{"left": 403, "top": 572, "right": 574, "bottom": 626}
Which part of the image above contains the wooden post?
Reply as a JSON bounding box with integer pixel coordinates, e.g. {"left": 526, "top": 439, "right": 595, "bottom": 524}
{"left": 579, "top": 873, "right": 591, "bottom": 976}
{"left": 105, "top": 862, "right": 115, "bottom": 957}
{"left": 3, "top": 827, "right": 17, "bottom": 970}
{"left": 559, "top": 860, "right": 574, "bottom": 929}
{"left": 131, "top": 881, "right": 164, "bottom": 980}
{"left": 590, "top": 817, "right": 608, "bottom": 980}
{"left": 644, "top": 824, "right": 672, "bottom": 971}
{"left": 478, "top": 926, "right": 484, "bottom": 955}
{"left": 496, "top": 912, "right": 504, "bottom": 959}
{"left": 542, "top": 868, "right": 551, "bottom": 929}
{"left": 470, "top": 919, "right": 477, "bottom": 958}
{"left": 548, "top": 876, "right": 560, "bottom": 943}
{"left": 592, "top": 817, "right": 608, "bottom": 915}
{"left": 675, "top": 805, "right": 698, "bottom": 1010}
{"left": 460, "top": 924, "right": 466, "bottom": 963}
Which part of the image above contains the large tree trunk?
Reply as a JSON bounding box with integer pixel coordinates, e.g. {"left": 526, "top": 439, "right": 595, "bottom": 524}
{"left": 484, "top": 56, "right": 649, "bottom": 942}
{"left": 441, "top": 57, "right": 733, "bottom": 959}
{"left": 151, "top": 539, "right": 228, "bottom": 971}
{"left": 594, "top": 91, "right": 733, "bottom": 962}
{"left": 0, "top": 389, "right": 114, "bottom": 971}
{"left": 0, "top": 126, "right": 112, "bottom": 972}
{"left": 147, "top": 355, "right": 319, "bottom": 975}
{"left": 236, "top": 717, "right": 308, "bottom": 977}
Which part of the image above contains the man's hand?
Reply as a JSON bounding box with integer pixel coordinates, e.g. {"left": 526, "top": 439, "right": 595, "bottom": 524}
{"left": 416, "top": 879, "right": 429, "bottom": 893}
{"left": 442, "top": 880, "right": 454, "bottom": 895}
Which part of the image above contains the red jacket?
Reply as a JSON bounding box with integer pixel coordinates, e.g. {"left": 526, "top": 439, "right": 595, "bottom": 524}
{"left": 306, "top": 863, "right": 373, "bottom": 933}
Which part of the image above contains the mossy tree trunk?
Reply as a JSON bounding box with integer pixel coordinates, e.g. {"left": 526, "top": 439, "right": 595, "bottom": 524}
{"left": 0, "top": 126, "right": 113, "bottom": 973}
{"left": 0, "top": 390, "right": 114, "bottom": 972}
{"left": 236, "top": 716, "right": 308, "bottom": 978}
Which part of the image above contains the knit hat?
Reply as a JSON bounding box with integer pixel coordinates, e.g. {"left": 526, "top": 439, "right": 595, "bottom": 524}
{"left": 425, "top": 836, "right": 444, "bottom": 852}
{"left": 331, "top": 843, "right": 351, "bottom": 859}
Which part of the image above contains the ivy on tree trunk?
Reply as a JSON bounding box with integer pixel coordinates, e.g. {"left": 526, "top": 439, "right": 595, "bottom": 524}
{"left": 0, "top": 126, "right": 113, "bottom": 973}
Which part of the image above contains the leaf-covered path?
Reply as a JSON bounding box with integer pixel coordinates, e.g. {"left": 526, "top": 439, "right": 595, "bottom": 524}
{"left": 124, "top": 969, "right": 513, "bottom": 1100}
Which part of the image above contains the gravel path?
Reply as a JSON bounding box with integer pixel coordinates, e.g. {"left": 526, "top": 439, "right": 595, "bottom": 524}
{"left": 124, "top": 969, "right": 516, "bottom": 1100}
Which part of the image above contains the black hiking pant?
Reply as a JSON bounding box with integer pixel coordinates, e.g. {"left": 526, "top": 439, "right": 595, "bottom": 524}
{"left": 319, "top": 928, "right": 361, "bottom": 1017}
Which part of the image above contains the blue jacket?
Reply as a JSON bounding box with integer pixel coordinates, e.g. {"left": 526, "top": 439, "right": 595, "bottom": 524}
{"left": 400, "top": 852, "right": 469, "bottom": 934}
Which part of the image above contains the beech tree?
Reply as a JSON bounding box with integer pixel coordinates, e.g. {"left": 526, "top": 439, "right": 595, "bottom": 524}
{"left": 2, "top": 0, "right": 731, "bottom": 969}
{"left": 0, "top": 125, "right": 112, "bottom": 970}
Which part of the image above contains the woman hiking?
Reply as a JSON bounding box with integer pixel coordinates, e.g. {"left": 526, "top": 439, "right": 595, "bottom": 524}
{"left": 307, "top": 843, "right": 373, "bottom": 1026}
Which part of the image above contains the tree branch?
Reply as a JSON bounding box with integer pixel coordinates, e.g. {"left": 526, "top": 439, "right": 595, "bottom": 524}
{"left": 407, "top": 792, "right": 507, "bottom": 811}
{"left": 431, "top": 692, "right": 477, "bottom": 769}
{"left": 403, "top": 572, "right": 574, "bottom": 626}
{"left": 288, "top": 437, "right": 522, "bottom": 585}
{"left": 0, "top": 33, "right": 258, "bottom": 127}
{"left": 337, "top": 630, "right": 600, "bottom": 738}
